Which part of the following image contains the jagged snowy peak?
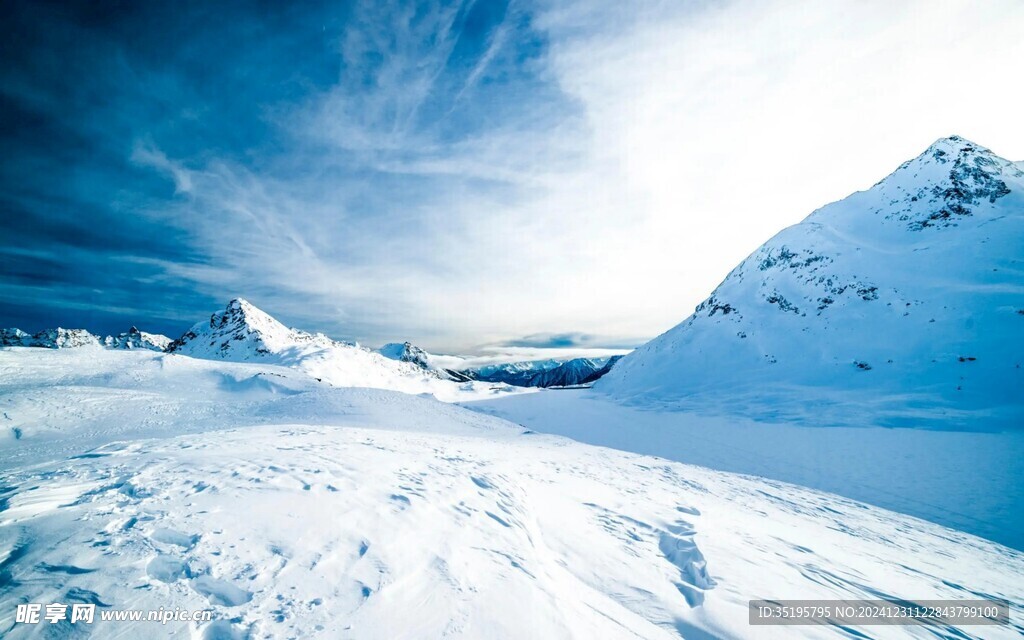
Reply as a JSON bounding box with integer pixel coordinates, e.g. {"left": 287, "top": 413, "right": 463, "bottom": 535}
{"left": 0, "top": 328, "right": 31, "bottom": 347}
{"left": 599, "top": 136, "right": 1024, "bottom": 429}
{"left": 3, "top": 326, "right": 171, "bottom": 351}
{"left": 102, "top": 326, "right": 171, "bottom": 351}
{"left": 580, "top": 354, "right": 624, "bottom": 384}
{"left": 35, "top": 328, "right": 100, "bottom": 349}
{"left": 463, "top": 357, "right": 621, "bottom": 387}
{"left": 378, "top": 341, "right": 432, "bottom": 368}
{"left": 464, "top": 359, "right": 567, "bottom": 386}
{"left": 376, "top": 341, "right": 473, "bottom": 381}
{"left": 1, "top": 327, "right": 101, "bottom": 349}
{"left": 863, "top": 135, "right": 1016, "bottom": 230}
{"left": 166, "top": 298, "right": 337, "bottom": 360}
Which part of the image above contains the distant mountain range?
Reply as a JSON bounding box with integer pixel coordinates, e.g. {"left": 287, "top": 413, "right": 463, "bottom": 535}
{"left": 2, "top": 298, "right": 622, "bottom": 394}
{"left": 516, "top": 356, "right": 623, "bottom": 388}
{"left": 376, "top": 342, "right": 621, "bottom": 387}
{"left": 599, "top": 136, "right": 1024, "bottom": 429}
{"left": 1, "top": 326, "right": 168, "bottom": 350}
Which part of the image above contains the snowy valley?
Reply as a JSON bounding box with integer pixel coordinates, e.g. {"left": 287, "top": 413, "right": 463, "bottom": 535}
{"left": 1, "top": 137, "right": 1022, "bottom": 639}
{"left": 469, "top": 136, "right": 1024, "bottom": 552}
{"left": 0, "top": 348, "right": 1021, "bottom": 639}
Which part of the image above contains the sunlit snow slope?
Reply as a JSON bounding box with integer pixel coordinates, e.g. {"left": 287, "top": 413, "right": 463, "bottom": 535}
{"left": 0, "top": 348, "right": 1022, "bottom": 639}
{"left": 600, "top": 137, "right": 1024, "bottom": 429}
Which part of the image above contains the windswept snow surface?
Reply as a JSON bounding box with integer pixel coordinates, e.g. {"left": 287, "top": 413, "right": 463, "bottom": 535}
{"left": 1, "top": 349, "right": 1021, "bottom": 638}
{"left": 468, "top": 390, "right": 1024, "bottom": 550}
{"left": 599, "top": 137, "right": 1024, "bottom": 430}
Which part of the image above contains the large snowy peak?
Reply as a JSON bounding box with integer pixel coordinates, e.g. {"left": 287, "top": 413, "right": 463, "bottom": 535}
{"left": 599, "top": 136, "right": 1024, "bottom": 428}
{"left": 166, "top": 298, "right": 335, "bottom": 360}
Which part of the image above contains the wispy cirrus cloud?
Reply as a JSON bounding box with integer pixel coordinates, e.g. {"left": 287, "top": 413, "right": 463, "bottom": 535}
{"left": 3, "top": 0, "right": 1023, "bottom": 352}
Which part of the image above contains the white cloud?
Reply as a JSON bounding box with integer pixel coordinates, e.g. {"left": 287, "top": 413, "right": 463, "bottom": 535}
{"left": 513, "top": 0, "right": 1024, "bottom": 343}
{"left": 132, "top": 0, "right": 1024, "bottom": 352}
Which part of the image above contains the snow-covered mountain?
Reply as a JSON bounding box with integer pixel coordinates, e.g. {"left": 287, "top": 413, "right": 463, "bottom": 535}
{"left": 580, "top": 354, "right": 624, "bottom": 384}
{"left": 599, "top": 136, "right": 1024, "bottom": 429}
{"left": 2, "top": 326, "right": 168, "bottom": 350}
{"left": 527, "top": 356, "right": 620, "bottom": 387}
{"left": 102, "top": 326, "right": 171, "bottom": 351}
{"left": 166, "top": 298, "right": 514, "bottom": 401}
{"left": 0, "top": 327, "right": 101, "bottom": 349}
{"left": 458, "top": 356, "right": 621, "bottom": 387}
{"left": 166, "top": 298, "right": 339, "bottom": 359}
{"left": 378, "top": 341, "right": 432, "bottom": 368}
{"left": 1, "top": 347, "right": 1020, "bottom": 639}
{"left": 0, "top": 328, "right": 31, "bottom": 346}
{"left": 374, "top": 346, "right": 625, "bottom": 388}
{"left": 462, "top": 358, "right": 566, "bottom": 385}
{"left": 377, "top": 341, "right": 474, "bottom": 382}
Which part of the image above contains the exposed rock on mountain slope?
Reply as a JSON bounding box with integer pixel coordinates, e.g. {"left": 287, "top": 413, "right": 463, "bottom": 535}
{"left": 462, "top": 359, "right": 567, "bottom": 386}
{"left": 2, "top": 326, "right": 168, "bottom": 351}
{"left": 0, "top": 328, "right": 30, "bottom": 346}
{"left": 599, "top": 136, "right": 1024, "bottom": 429}
{"left": 166, "top": 298, "right": 338, "bottom": 359}
{"left": 378, "top": 341, "right": 432, "bottom": 369}
{"left": 102, "top": 326, "right": 171, "bottom": 351}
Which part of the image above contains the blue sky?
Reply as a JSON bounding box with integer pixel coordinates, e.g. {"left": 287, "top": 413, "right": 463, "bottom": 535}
{"left": 2, "top": 0, "right": 1023, "bottom": 352}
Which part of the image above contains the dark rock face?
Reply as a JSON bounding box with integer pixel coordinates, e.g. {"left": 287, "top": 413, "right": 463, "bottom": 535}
{"left": 909, "top": 137, "right": 1012, "bottom": 230}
